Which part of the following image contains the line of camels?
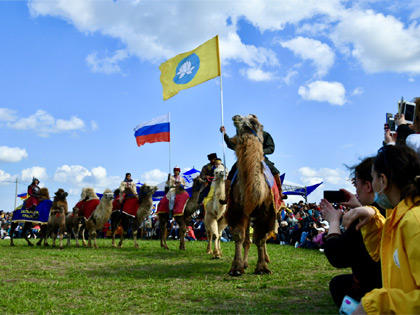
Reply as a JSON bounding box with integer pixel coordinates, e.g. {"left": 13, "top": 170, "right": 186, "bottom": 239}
{"left": 10, "top": 114, "right": 279, "bottom": 276}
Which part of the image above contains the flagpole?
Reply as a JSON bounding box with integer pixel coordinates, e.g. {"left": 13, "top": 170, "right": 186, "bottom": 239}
{"left": 216, "top": 36, "right": 227, "bottom": 174}
{"left": 168, "top": 112, "right": 171, "bottom": 175}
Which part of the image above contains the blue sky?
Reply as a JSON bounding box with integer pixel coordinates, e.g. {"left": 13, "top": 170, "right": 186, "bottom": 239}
{"left": 1, "top": 0, "right": 420, "bottom": 210}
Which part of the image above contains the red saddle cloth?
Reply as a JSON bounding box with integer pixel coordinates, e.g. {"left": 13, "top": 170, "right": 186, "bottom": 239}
{"left": 156, "top": 192, "right": 189, "bottom": 216}
{"left": 122, "top": 197, "right": 138, "bottom": 217}
{"left": 25, "top": 196, "right": 39, "bottom": 209}
{"left": 271, "top": 181, "right": 282, "bottom": 213}
{"left": 112, "top": 197, "right": 121, "bottom": 212}
{"left": 81, "top": 199, "right": 100, "bottom": 220}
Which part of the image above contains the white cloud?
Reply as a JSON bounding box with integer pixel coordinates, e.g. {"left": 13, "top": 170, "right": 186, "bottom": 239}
{"left": 240, "top": 68, "right": 275, "bottom": 81}
{"left": 141, "top": 169, "right": 167, "bottom": 185}
{"left": 332, "top": 9, "right": 420, "bottom": 74}
{"left": 299, "top": 167, "right": 347, "bottom": 186}
{"left": 53, "top": 164, "right": 120, "bottom": 190}
{"left": 409, "top": 77, "right": 415, "bottom": 82}
{"left": 54, "top": 165, "right": 92, "bottom": 184}
{"left": 283, "top": 69, "right": 299, "bottom": 85}
{"left": 0, "top": 169, "right": 13, "bottom": 184}
{"left": 21, "top": 166, "right": 48, "bottom": 182}
{"left": 0, "top": 146, "right": 28, "bottom": 163}
{"left": 90, "top": 120, "right": 98, "bottom": 131}
{"left": 280, "top": 36, "right": 335, "bottom": 77}
{"left": 4, "top": 109, "right": 86, "bottom": 137}
{"left": 86, "top": 49, "right": 129, "bottom": 74}
{"left": 351, "top": 87, "right": 364, "bottom": 96}
{"left": 298, "top": 80, "right": 346, "bottom": 105}
{"left": 0, "top": 108, "right": 17, "bottom": 122}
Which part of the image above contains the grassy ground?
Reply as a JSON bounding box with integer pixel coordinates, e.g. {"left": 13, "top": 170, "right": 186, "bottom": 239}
{"left": 0, "top": 238, "right": 346, "bottom": 314}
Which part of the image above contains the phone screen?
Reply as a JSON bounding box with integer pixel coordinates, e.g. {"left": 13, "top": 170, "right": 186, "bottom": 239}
{"left": 405, "top": 104, "right": 415, "bottom": 122}
{"left": 323, "top": 190, "right": 346, "bottom": 203}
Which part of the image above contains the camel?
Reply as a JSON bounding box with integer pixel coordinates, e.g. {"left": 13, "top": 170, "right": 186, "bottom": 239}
{"left": 65, "top": 188, "right": 88, "bottom": 247}
{"left": 158, "top": 176, "right": 205, "bottom": 250}
{"left": 204, "top": 164, "right": 228, "bottom": 259}
{"left": 10, "top": 187, "right": 51, "bottom": 247}
{"left": 85, "top": 189, "right": 114, "bottom": 248}
{"left": 226, "top": 114, "right": 280, "bottom": 276}
{"left": 46, "top": 188, "right": 69, "bottom": 249}
{"left": 111, "top": 184, "right": 157, "bottom": 248}
{"left": 79, "top": 187, "right": 100, "bottom": 247}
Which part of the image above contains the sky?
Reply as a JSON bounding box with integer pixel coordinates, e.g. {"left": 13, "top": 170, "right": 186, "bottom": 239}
{"left": 1, "top": 0, "right": 420, "bottom": 211}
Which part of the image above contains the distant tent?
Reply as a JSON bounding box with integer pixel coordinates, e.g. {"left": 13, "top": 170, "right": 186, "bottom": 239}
{"left": 283, "top": 182, "right": 323, "bottom": 202}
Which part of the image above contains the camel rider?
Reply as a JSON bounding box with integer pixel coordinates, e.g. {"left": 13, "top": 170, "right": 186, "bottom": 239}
{"left": 219, "top": 125, "right": 283, "bottom": 204}
{"left": 166, "top": 167, "right": 186, "bottom": 218}
{"left": 119, "top": 172, "right": 137, "bottom": 209}
{"left": 198, "top": 153, "right": 221, "bottom": 206}
{"left": 25, "top": 177, "right": 41, "bottom": 211}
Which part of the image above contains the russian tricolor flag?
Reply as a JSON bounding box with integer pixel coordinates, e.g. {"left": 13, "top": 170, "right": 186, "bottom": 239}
{"left": 134, "top": 114, "right": 170, "bottom": 147}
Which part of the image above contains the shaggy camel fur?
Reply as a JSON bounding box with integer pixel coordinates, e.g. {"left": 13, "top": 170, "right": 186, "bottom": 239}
{"left": 10, "top": 187, "right": 50, "bottom": 247}
{"left": 85, "top": 189, "right": 114, "bottom": 248}
{"left": 65, "top": 188, "right": 88, "bottom": 247}
{"left": 159, "top": 176, "right": 205, "bottom": 250}
{"left": 46, "top": 188, "right": 69, "bottom": 249}
{"left": 111, "top": 184, "right": 157, "bottom": 248}
{"left": 204, "top": 164, "right": 228, "bottom": 259}
{"left": 226, "top": 114, "right": 278, "bottom": 276}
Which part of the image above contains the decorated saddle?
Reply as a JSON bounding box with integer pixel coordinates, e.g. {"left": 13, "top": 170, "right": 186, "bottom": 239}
{"left": 12, "top": 199, "right": 53, "bottom": 225}
{"left": 112, "top": 196, "right": 121, "bottom": 212}
{"left": 80, "top": 199, "right": 100, "bottom": 220}
{"left": 122, "top": 197, "right": 138, "bottom": 217}
{"left": 156, "top": 191, "right": 189, "bottom": 216}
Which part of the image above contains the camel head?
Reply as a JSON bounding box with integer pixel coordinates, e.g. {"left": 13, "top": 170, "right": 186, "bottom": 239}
{"left": 54, "top": 188, "right": 68, "bottom": 201}
{"left": 191, "top": 176, "right": 206, "bottom": 193}
{"left": 101, "top": 189, "right": 114, "bottom": 201}
{"left": 138, "top": 184, "right": 158, "bottom": 199}
{"left": 232, "top": 114, "right": 263, "bottom": 142}
{"left": 213, "top": 164, "right": 226, "bottom": 181}
{"left": 39, "top": 187, "right": 50, "bottom": 201}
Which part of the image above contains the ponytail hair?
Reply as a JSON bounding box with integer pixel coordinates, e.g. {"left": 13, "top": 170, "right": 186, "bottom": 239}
{"left": 374, "top": 145, "right": 420, "bottom": 204}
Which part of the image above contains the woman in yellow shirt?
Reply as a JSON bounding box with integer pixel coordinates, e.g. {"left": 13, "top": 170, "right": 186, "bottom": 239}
{"left": 343, "top": 145, "right": 420, "bottom": 314}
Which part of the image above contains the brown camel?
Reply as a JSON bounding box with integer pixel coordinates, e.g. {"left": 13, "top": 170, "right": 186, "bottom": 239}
{"left": 111, "top": 184, "right": 157, "bottom": 248}
{"left": 158, "top": 176, "right": 205, "bottom": 250}
{"left": 46, "top": 188, "right": 69, "bottom": 249}
{"left": 226, "top": 114, "right": 279, "bottom": 276}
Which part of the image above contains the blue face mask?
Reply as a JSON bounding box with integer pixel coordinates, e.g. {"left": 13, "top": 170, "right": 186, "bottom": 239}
{"left": 374, "top": 192, "right": 394, "bottom": 210}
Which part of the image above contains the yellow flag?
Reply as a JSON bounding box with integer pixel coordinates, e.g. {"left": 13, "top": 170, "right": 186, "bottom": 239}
{"left": 159, "top": 36, "right": 221, "bottom": 100}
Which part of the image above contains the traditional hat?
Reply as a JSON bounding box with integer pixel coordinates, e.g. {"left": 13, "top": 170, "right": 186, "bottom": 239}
{"left": 173, "top": 166, "right": 181, "bottom": 172}
{"left": 207, "top": 153, "right": 217, "bottom": 161}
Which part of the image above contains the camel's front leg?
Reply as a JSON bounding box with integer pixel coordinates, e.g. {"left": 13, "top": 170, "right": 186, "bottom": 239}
{"left": 253, "top": 233, "right": 271, "bottom": 275}
{"left": 87, "top": 230, "right": 92, "bottom": 248}
{"left": 229, "top": 218, "right": 248, "bottom": 276}
{"left": 160, "top": 220, "right": 169, "bottom": 250}
{"left": 93, "top": 231, "right": 98, "bottom": 249}
{"left": 243, "top": 224, "right": 251, "bottom": 269}
{"left": 177, "top": 218, "right": 186, "bottom": 251}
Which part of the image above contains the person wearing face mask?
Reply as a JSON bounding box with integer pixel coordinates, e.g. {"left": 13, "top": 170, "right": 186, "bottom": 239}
{"left": 342, "top": 145, "right": 420, "bottom": 314}
{"left": 320, "top": 157, "right": 383, "bottom": 308}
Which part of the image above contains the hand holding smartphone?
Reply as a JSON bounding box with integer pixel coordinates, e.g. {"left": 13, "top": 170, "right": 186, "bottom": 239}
{"left": 323, "top": 190, "right": 347, "bottom": 203}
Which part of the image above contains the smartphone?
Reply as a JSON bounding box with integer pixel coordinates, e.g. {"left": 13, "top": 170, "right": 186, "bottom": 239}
{"left": 386, "top": 113, "right": 396, "bottom": 133}
{"left": 323, "top": 190, "right": 346, "bottom": 203}
{"left": 399, "top": 99, "right": 416, "bottom": 124}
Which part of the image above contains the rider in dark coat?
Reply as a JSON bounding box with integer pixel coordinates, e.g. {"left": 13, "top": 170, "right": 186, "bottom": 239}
{"left": 25, "top": 178, "right": 40, "bottom": 210}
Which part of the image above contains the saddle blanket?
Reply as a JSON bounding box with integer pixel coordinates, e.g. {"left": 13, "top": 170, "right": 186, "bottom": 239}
{"left": 156, "top": 191, "right": 189, "bottom": 216}
{"left": 81, "top": 199, "right": 100, "bottom": 220}
{"left": 122, "top": 197, "right": 138, "bottom": 217}
{"left": 12, "top": 199, "right": 52, "bottom": 224}
{"left": 262, "top": 161, "right": 282, "bottom": 212}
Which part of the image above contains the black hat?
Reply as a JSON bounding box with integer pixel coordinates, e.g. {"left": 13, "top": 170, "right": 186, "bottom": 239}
{"left": 207, "top": 153, "right": 217, "bottom": 161}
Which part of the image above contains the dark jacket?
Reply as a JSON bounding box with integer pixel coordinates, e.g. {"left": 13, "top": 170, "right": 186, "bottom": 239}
{"left": 323, "top": 221, "right": 382, "bottom": 293}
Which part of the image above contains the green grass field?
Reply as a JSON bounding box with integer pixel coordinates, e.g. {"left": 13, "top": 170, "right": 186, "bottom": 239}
{"left": 0, "top": 239, "right": 346, "bottom": 314}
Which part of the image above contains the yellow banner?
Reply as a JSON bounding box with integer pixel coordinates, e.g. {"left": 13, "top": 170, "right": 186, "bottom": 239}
{"left": 159, "top": 36, "right": 221, "bottom": 100}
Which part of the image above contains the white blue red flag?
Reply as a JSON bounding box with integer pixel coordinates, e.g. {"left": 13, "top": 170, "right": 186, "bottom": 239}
{"left": 134, "top": 114, "right": 170, "bottom": 147}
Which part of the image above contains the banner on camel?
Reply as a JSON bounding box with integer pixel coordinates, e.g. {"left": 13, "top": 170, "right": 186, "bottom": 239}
{"left": 11, "top": 199, "right": 52, "bottom": 224}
